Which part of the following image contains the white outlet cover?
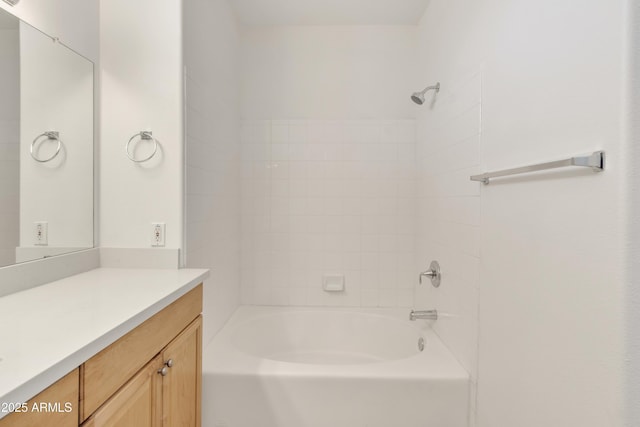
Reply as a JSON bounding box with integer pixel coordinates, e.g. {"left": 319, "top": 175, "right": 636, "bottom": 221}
{"left": 151, "top": 223, "right": 166, "bottom": 247}
{"left": 34, "top": 222, "right": 48, "bottom": 246}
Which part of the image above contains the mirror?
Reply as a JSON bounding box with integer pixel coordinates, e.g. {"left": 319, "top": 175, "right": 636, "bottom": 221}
{"left": 0, "top": 9, "right": 93, "bottom": 268}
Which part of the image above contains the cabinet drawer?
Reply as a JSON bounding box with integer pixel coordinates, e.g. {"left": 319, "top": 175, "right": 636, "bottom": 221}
{"left": 0, "top": 369, "right": 79, "bottom": 427}
{"left": 81, "top": 355, "right": 162, "bottom": 427}
{"left": 80, "top": 284, "right": 202, "bottom": 421}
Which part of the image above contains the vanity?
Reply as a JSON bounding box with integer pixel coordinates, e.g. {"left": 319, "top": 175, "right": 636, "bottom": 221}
{"left": 0, "top": 268, "right": 208, "bottom": 427}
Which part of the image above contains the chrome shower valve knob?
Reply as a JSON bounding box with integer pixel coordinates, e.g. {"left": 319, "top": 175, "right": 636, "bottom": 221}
{"left": 419, "top": 260, "right": 441, "bottom": 287}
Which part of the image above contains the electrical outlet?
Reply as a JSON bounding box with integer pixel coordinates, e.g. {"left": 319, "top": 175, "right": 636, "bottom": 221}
{"left": 35, "top": 222, "right": 48, "bottom": 246}
{"left": 151, "top": 223, "right": 165, "bottom": 247}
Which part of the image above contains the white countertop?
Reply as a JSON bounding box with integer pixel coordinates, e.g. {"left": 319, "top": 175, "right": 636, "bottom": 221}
{"left": 0, "top": 267, "right": 209, "bottom": 419}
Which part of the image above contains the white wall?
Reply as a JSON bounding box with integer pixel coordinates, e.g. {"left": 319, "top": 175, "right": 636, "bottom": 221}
{"left": 240, "top": 26, "right": 419, "bottom": 307}
{"left": 184, "top": 0, "right": 242, "bottom": 344}
{"left": 415, "top": 0, "right": 625, "bottom": 426}
{"left": 19, "top": 22, "right": 93, "bottom": 254}
{"left": 100, "top": 0, "right": 183, "bottom": 251}
{"left": 478, "top": 1, "right": 624, "bottom": 425}
{"left": 0, "top": 26, "right": 19, "bottom": 267}
{"left": 241, "top": 26, "right": 417, "bottom": 120}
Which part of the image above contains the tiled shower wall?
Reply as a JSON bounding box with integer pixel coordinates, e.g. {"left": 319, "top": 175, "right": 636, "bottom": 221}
{"left": 240, "top": 120, "right": 417, "bottom": 307}
{"left": 415, "top": 73, "right": 481, "bottom": 373}
{"left": 184, "top": 0, "right": 241, "bottom": 343}
{"left": 414, "top": 72, "right": 482, "bottom": 425}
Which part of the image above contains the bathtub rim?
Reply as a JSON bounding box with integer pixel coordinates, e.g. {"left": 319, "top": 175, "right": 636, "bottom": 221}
{"left": 203, "top": 305, "right": 469, "bottom": 381}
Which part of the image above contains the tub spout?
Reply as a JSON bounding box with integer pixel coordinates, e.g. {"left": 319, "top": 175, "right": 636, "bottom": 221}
{"left": 409, "top": 309, "right": 438, "bottom": 321}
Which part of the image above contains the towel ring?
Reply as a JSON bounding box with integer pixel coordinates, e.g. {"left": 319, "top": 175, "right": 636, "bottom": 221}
{"left": 126, "top": 131, "right": 158, "bottom": 163}
{"left": 30, "top": 131, "right": 62, "bottom": 163}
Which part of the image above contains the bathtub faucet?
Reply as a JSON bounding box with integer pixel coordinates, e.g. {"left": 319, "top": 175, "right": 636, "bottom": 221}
{"left": 409, "top": 309, "right": 438, "bottom": 321}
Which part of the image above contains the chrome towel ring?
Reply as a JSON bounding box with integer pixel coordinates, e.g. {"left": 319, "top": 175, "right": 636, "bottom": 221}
{"left": 126, "top": 130, "right": 158, "bottom": 163}
{"left": 31, "top": 131, "right": 62, "bottom": 163}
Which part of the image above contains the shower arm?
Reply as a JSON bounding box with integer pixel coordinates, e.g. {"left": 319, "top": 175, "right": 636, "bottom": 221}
{"left": 419, "top": 83, "right": 440, "bottom": 95}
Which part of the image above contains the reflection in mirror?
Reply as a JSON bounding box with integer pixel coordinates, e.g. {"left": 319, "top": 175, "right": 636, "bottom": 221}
{"left": 0, "top": 9, "right": 93, "bottom": 268}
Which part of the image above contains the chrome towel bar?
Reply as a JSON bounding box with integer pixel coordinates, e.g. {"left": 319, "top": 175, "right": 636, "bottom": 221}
{"left": 470, "top": 151, "right": 605, "bottom": 184}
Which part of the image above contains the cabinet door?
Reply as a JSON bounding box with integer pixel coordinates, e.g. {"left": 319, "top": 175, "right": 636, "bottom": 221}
{"left": 82, "top": 355, "right": 162, "bottom": 427}
{"left": 161, "top": 316, "right": 202, "bottom": 427}
{"left": 81, "top": 285, "right": 203, "bottom": 421}
{"left": 0, "top": 369, "right": 78, "bottom": 427}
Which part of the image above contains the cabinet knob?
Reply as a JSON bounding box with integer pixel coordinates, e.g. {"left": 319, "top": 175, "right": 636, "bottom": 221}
{"left": 165, "top": 359, "right": 174, "bottom": 368}
{"left": 158, "top": 366, "right": 168, "bottom": 376}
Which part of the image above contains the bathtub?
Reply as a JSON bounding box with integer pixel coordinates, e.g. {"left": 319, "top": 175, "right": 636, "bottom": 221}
{"left": 203, "top": 306, "right": 469, "bottom": 427}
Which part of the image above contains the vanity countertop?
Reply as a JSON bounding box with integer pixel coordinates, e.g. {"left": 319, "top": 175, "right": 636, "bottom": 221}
{"left": 0, "top": 267, "right": 209, "bottom": 419}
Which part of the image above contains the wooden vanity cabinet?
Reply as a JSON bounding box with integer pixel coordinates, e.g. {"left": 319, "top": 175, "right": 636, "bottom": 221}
{"left": 81, "top": 285, "right": 203, "bottom": 427}
{"left": 0, "top": 369, "right": 79, "bottom": 427}
{"left": 82, "top": 316, "right": 202, "bottom": 427}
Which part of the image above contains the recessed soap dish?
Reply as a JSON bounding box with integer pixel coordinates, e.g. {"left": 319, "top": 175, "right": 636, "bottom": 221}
{"left": 322, "top": 274, "right": 345, "bottom": 292}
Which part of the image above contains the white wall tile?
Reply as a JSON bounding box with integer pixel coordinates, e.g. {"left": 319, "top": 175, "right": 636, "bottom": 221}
{"left": 415, "top": 72, "right": 481, "bottom": 391}
{"left": 241, "top": 119, "right": 417, "bottom": 307}
{"left": 184, "top": 0, "right": 241, "bottom": 344}
{"left": 361, "top": 289, "right": 379, "bottom": 307}
{"left": 271, "top": 123, "right": 289, "bottom": 143}
{"left": 271, "top": 143, "right": 289, "bottom": 161}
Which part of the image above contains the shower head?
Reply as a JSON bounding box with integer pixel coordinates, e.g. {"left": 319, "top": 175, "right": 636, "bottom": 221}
{"left": 411, "top": 82, "right": 440, "bottom": 105}
{"left": 411, "top": 94, "right": 424, "bottom": 105}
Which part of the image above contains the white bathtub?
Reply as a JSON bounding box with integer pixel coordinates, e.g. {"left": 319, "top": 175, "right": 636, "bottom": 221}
{"left": 203, "top": 306, "right": 469, "bottom": 427}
